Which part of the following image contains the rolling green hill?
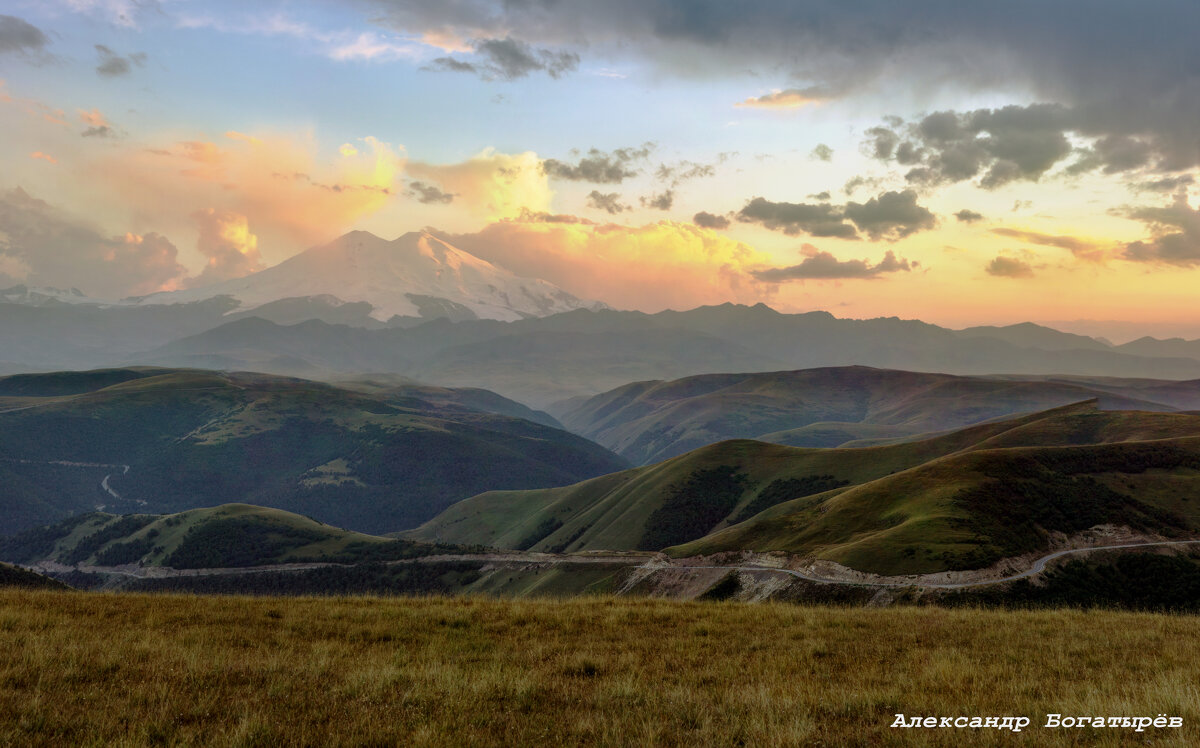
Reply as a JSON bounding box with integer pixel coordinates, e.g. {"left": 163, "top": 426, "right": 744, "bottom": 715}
{"left": 0, "top": 368, "right": 627, "bottom": 535}
{"left": 407, "top": 403, "right": 1200, "bottom": 573}
{"left": 553, "top": 366, "right": 1187, "bottom": 465}
{"left": 0, "top": 504, "right": 453, "bottom": 569}
{"left": 0, "top": 562, "right": 69, "bottom": 590}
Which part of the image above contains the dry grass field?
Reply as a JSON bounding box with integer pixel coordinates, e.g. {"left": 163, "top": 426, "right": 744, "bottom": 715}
{"left": 1, "top": 589, "right": 1198, "bottom": 746}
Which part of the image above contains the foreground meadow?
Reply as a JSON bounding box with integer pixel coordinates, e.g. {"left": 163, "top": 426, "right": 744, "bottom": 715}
{"left": 1, "top": 590, "right": 1197, "bottom": 746}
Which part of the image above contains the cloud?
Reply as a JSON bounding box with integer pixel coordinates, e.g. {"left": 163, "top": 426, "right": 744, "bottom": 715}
{"left": 990, "top": 227, "right": 1107, "bottom": 261}
{"left": 954, "top": 209, "right": 984, "bottom": 223}
{"left": 78, "top": 108, "right": 115, "bottom": 138}
{"left": 842, "top": 190, "right": 937, "bottom": 240}
{"left": 327, "top": 31, "right": 423, "bottom": 62}
{"left": 693, "top": 211, "right": 730, "bottom": 230}
{"left": 373, "top": 1, "right": 1200, "bottom": 170}
{"left": 407, "top": 148, "right": 551, "bottom": 220}
{"left": 29, "top": 151, "right": 57, "bottom": 164}
{"left": 0, "top": 187, "right": 186, "bottom": 298}
{"left": 1133, "top": 175, "right": 1195, "bottom": 193}
{"left": 406, "top": 180, "right": 455, "bottom": 204}
{"left": 0, "top": 15, "right": 49, "bottom": 57}
{"left": 587, "top": 191, "right": 629, "bottom": 214}
{"left": 185, "top": 209, "right": 265, "bottom": 287}
{"left": 986, "top": 256, "right": 1035, "bottom": 278}
{"left": 752, "top": 245, "right": 913, "bottom": 282}
{"left": 738, "top": 197, "right": 854, "bottom": 238}
{"left": 447, "top": 218, "right": 774, "bottom": 311}
{"left": 91, "top": 131, "right": 406, "bottom": 248}
{"left": 867, "top": 105, "right": 1075, "bottom": 188}
{"left": 810, "top": 144, "right": 833, "bottom": 162}
{"left": 515, "top": 208, "right": 595, "bottom": 225}
{"left": 655, "top": 160, "right": 716, "bottom": 186}
{"left": 735, "top": 87, "right": 828, "bottom": 110}
{"left": 737, "top": 190, "right": 935, "bottom": 241}
{"left": 175, "top": 12, "right": 423, "bottom": 62}
{"left": 426, "top": 36, "right": 579, "bottom": 80}
{"left": 641, "top": 190, "right": 674, "bottom": 211}
{"left": 95, "top": 44, "right": 146, "bottom": 77}
{"left": 542, "top": 145, "right": 651, "bottom": 183}
{"left": 1121, "top": 192, "right": 1200, "bottom": 266}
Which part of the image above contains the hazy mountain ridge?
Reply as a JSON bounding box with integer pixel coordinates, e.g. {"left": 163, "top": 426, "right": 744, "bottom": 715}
{"left": 556, "top": 366, "right": 1196, "bottom": 464}
{"left": 124, "top": 305, "right": 1200, "bottom": 408}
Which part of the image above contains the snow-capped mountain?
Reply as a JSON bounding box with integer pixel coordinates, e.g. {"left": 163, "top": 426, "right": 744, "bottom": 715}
{"left": 0, "top": 285, "right": 115, "bottom": 307}
{"left": 135, "top": 230, "right": 606, "bottom": 322}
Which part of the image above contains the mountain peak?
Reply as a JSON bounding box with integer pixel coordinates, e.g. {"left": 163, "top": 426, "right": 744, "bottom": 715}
{"left": 135, "top": 229, "right": 605, "bottom": 323}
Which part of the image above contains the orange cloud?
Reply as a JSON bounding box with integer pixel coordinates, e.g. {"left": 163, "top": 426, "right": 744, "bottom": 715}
{"left": 0, "top": 80, "right": 68, "bottom": 125}
{"left": 29, "top": 151, "right": 57, "bottom": 164}
{"left": 450, "top": 218, "right": 775, "bottom": 311}
{"left": 89, "top": 131, "right": 406, "bottom": 257}
{"left": 735, "top": 88, "right": 826, "bottom": 110}
{"left": 185, "top": 209, "right": 265, "bottom": 287}
{"left": 408, "top": 148, "right": 552, "bottom": 220}
{"left": 77, "top": 109, "right": 110, "bottom": 128}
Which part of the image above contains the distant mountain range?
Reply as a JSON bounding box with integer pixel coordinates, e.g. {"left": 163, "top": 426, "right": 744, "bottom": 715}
{"left": 124, "top": 305, "right": 1200, "bottom": 407}
{"left": 5, "top": 229, "right": 1200, "bottom": 408}
{"left": 554, "top": 366, "right": 1200, "bottom": 464}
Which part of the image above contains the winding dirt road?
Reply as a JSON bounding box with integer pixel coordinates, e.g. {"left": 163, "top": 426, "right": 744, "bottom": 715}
{"left": 668, "top": 539, "right": 1200, "bottom": 589}
{"left": 38, "top": 539, "right": 1200, "bottom": 590}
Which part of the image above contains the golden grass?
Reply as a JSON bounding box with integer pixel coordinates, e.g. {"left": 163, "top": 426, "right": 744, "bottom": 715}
{"left": 1, "top": 589, "right": 1198, "bottom": 746}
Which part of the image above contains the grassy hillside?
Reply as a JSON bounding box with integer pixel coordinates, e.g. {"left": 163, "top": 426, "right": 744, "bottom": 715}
{"left": 1, "top": 590, "right": 1198, "bottom": 746}
{"left": 0, "top": 368, "right": 627, "bottom": 535}
{"left": 0, "top": 504, "right": 457, "bottom": 569}
{"left": 410, "top": 404, "right": 1200, "bottom": 572}
{"left": 0, "top": 563, "right": 68, "bottom": 590}
{"left": 677, "top": 437, "right": 1200, "bottom": 573}
{"left": 554, "top": 366, "right": 1187, "bottom": 464}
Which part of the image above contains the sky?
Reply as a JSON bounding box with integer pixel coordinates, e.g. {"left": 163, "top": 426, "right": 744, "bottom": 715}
{"left": 1, "top": 0, "right": 1199, "bottom": 340}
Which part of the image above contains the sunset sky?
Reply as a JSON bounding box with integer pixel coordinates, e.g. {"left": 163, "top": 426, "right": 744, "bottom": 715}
{"left": 2, "top": 1, "right": 1199, "bottom": 340}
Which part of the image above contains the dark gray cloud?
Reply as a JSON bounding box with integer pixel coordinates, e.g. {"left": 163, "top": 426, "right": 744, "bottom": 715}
{"left": 0, "top": 15, "right": 48, "bottom": 57}
{"left": 586, "top": 190, "right": 629, "bottom": 214}
{"left": 407, "top": 181, "right": 455, "bottom": 204}
{"left": 95, "top": 45, "right": 146, "bottom": 77}
{"left": 1121, "top": 193, "right": 1200, "bottom": 266}
{"left": 640, "top": 190, "right": 674, "bottom": 211}
{"left": 655, "top": 160, "right": 716, "bottom": 186}
{"left": 753, "top": 246, "right": 913, "bottom": 281}
{"left": 0, "top": 187, "right": 185, "bottom": 298}
{"left": 738, "top": 190, "right": 935, "bottom": 241}
{"left": 810, "top": 144, "right": 833, "bottom": 162}
{"left": 371, "top": 0, "right": 1200, "bottom": 169}
{"left": 842, "top": 190, "right": 936, "bottom": 240}
{"left": 542, "top": 145, "right": 652, "bottom": 183}
{"left": 81, "top": 126, "right": 114, "bottom": 138}
{"left": 1134, "top": 175, "right": 1195, "bottom": 193}
{"left": 867, "top": 105, "right": 1076, "bottom": 188}
{"left": 986, "top": 256, "right": 1035, "bottom": 278}
{"left": 426, "top": 36, "right": 578, "bottom": 80}
{"left": 738, "top": 197, "right": 855, "bottom": 238}
{"left": 955, "top": 209, "right": 984, "bottom": 223}
{"left": 693, "top": 211, "right": 730, "bottom": 229}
